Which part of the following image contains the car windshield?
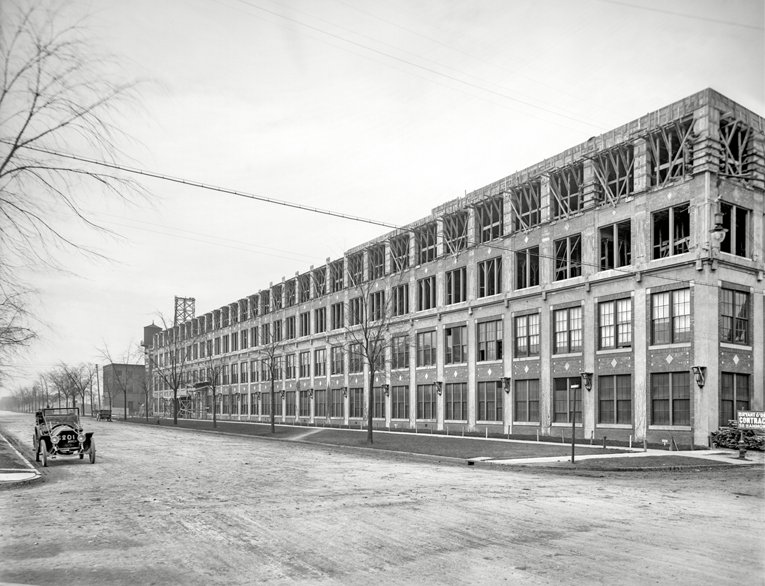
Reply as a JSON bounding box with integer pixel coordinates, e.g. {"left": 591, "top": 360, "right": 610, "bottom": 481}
{"left": 43, "top": 410, "right": 79, "bottom": 427}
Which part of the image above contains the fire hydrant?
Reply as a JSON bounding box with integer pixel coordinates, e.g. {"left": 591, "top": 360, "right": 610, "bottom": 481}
{"left": 737, "top": 431, "right": 747, "bottom": 460}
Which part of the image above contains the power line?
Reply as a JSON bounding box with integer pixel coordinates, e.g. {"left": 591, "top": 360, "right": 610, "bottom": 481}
{"left": 232, "top": 0, "right": 608, "bottom": 131}
{"left": 2, "top": 140, "right": 400, "bottom": 230}
{"left": 8, "top": 141, "right": 747, "bottom": 293}
{"left": 269, "top": 0, "right": 608, "bottom": 130}
{"left": 594, "top": 0, "right": 764, "bottom": 31}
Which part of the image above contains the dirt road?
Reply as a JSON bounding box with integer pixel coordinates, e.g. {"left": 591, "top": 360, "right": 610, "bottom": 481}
{"left": 0, "top": 411, "right": 762, "bottom": 586}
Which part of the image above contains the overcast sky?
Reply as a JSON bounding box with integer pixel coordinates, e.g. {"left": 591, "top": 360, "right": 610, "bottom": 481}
{"left": 5, "top": 0, "right": 764, "bottom": 394}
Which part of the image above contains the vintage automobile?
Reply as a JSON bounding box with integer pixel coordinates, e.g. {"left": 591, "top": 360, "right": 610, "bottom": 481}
{"left": 33, "top": 408, "right": 96, "bottom": 466}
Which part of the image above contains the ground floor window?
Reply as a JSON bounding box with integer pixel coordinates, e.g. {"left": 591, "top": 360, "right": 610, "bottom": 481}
{"left": 373, "top": 387, "right": 385, "bottom": 418}
{"left": 250, "top": 393, "right": 259, "bottom": 416}
{"left": 274, "top": 393, "right": 283, "bottom": 417}
{"left": 445, "top": 382, "right": 467, "bottom": 421}
{"left": 240, "top": 397, "right": 248, "bottom": 416}
{"left": 477, "top": 381, "right": 502, "bottom": 421}
{"left": 598, "top": 375, "right": 631, "bottom": 424}
{"left": 651, "top": 372, "right": 690, "bottom": 426}
{"left": 720, "top": 373, "right": 750, "bottom": 427}
{"left": 331, "top": 389, "right": 344, "bottom": 418}
{"left": 392, "top": 386, "right": 409, "bottom": 419}
{"left": 262, "top": 392, "right": 271, "bottom": 416}
{"left": 299, "top": 390, "right": 310, "bottom": 417}
{"left": 553, "top": 377, "right": 582, "bottom": 423}
{"left": 349, "top": 388, "right": 364, "bottom": 418}
{"left": 514, "top": 379, "right": 539, "bottom": 422}
{"left": 314, "top": 389, "right": 326, "bottom": 417}
{"left": 417, "top": 384, "right": 436, "bottom": 419}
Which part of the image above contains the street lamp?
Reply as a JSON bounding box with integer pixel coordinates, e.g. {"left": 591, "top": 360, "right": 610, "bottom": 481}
{"left": 501, "top": 377, "right": 512, "bottom": 394}
{"left": 580, "top": 372, "right": 593, "bottom": 392}
{"left": 382, "top": 384, "right": 390, "bottom": 397}
{"left": 435, "top": 381, "right": 443, "bottom": 396}
{"left": 691, "top": 366, "right": 707, "bottom": 389}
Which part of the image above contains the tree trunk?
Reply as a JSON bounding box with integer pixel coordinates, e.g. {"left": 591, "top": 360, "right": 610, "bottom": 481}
{"left": 367, "top": 369, "right": 374, "bottom": 444}
{"left": 124, "top": 389, "right": 128, "bottom": 420}
{"left": 173, "top": 389, "right": 178, "bottom": 425}
{"left": 270, "top": 378, "right": 276, "bottom": 433}
{"left": 213, "top": 390, "right": 217, "bottom": 428}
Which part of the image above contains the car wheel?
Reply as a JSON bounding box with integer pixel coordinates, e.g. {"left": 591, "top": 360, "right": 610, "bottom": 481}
{"left": 34, "top": 436, "right": 40, "bottom": 462}
{"left": 89, "top": 439, "right": 96, "bottom": 464}
{"left": 40, "top": 442, "right": 48, "bottom": 467}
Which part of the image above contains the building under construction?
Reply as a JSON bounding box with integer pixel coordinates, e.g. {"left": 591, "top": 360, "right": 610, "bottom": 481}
{"left": 145, "top": 88, "right": 764, "bottom": 447}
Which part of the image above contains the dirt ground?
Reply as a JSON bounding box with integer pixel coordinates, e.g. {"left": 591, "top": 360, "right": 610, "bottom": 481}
{"left": 0, "top": 411, "right": 762, "bottom": 586}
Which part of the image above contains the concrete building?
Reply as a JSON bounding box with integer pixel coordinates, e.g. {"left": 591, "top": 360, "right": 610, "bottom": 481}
{"left": 102, "top": 363, "right": 146, "bottom": 416}
{"left": 147, "top": 88, "right": 764, "bottom": 447}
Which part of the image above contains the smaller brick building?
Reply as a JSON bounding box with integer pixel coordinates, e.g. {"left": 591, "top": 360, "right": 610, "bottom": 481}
{"left": 102, "top": 364, "right": 146, "bottom": 416}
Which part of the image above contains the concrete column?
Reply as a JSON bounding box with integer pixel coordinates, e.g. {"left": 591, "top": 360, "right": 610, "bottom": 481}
{"left": 467, "top": 315, "right": 476, "bottom": 431}
{"left": 633, "top": 137, "right": 649, "bottom": 194}
{"left": 436, "top": 322, "right": 444, "bottom": 431}
{"left": 693, "top": 280, "right": 717, "bottom": 446}
{"left": 633, "top": 286, "right": 647, "bottom": 441}
{"left": 539, "top": 306, "right": 551, "bottom": 435}
{"left": 540, "top": 176, "right": 550, "bottom": 224}
{"left": 582, "top": 299, "right": 595, "bottom": 438}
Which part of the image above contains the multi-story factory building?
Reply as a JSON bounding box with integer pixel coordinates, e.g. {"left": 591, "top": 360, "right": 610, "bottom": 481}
{"left": 147, "top": 88, "right": 764, "bottom": 447}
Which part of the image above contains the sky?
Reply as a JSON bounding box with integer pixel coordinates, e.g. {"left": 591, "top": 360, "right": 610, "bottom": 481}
{"left": 3, "top": 0, "right": 764, "bottom": 394}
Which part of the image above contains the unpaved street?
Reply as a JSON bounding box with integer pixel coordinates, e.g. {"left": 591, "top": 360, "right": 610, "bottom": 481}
{"left": 0, "top": 411, "right": 762, "bottom": 586}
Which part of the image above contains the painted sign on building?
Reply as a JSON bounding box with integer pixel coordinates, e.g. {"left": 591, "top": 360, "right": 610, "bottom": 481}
{"left": 738, "top": 411, "right": 765, "bottom": 430}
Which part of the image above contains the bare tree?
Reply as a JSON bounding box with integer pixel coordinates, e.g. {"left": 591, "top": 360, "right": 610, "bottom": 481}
{"left": 197, "top": 344, "right": 224, "bottom": 429}
{"left": 47, "top": 364, "right": 77, "bottom": 408}
{"left": 99, "top": 342, "right": 142, "bottom": 420}
{"left": 62, "top": 363, "right": 94, "bottom": 415}
{"left": 253, "top": 322, "right": 288, "bottom": 434}
{"left": 147, "top": 313, "right": 201, "bottom": 425}
{"left": 334, "top": 256, "right": 404, "bottom": 444}
{"left": 0, "top": 2, "right": 146, "bottom": 364}
{"left": 0, "top": 286, "right": 36, "bottom": 385}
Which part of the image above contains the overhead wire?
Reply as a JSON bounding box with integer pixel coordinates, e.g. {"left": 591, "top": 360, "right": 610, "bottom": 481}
{"left": 593, "top": 0, "right": 764, "bottom": 31}
{"left": 6, "top": 139, "right": 749, "bottom": 294}
{"left": 344, "top": 0, "right": 626, "bottom": 118}
{"left": 231, "top": 0, "right": 608, "bottom": 132}
{"left": 268, "top": 0, "right": 609, "bottom": 130}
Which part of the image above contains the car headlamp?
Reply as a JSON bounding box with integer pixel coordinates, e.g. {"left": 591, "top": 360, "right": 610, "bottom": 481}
{"left": 51, "top": 435, "right": 60, "bottom": 444}
{"left": 78, "top": 434, "right": 86, "bottom": 443}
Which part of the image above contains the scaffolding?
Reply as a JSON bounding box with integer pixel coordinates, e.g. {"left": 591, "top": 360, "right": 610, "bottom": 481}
{"left": 174, "top": 296, "right": 195, "bottom": 327}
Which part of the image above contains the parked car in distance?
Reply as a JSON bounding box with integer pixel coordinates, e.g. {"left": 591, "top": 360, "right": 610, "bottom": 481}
{"left": 33, "top": 408, "right": 96, "bottom": 466}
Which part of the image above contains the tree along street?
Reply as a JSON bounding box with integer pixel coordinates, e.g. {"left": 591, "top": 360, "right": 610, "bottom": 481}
{"left": 0, "top": 411, "right": 762, "bottom": 586}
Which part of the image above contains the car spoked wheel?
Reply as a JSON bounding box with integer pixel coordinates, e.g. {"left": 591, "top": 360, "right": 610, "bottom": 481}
{"left": 88, "top": 439, "right": 96, "bottom": 464}
{"left": 40, "top": 442, "right": 48, "bottom": 467}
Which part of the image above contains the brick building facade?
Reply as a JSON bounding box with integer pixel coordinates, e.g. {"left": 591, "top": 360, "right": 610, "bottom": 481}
{"left": 147, "top": 88, "right": 764, "bottom": 447}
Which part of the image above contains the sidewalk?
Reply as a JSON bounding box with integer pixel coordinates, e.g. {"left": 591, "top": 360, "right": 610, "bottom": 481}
{"left": 129, "top": 416, "right": 765, "bottom": 472}
{"left": 0, "top": 431, "right": 40, "bottom": 484}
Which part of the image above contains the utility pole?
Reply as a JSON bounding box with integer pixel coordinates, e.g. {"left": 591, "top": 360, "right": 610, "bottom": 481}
{"left": 95, "top": 364, "right": 101, "bottom": 410}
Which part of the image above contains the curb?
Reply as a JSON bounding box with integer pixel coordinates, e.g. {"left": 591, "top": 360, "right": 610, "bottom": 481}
{"left": 119, "top": 418, "right": 469, "bottom": 465}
